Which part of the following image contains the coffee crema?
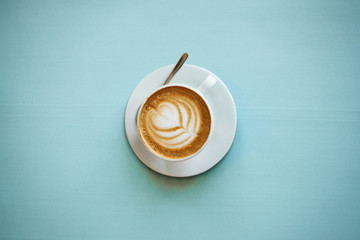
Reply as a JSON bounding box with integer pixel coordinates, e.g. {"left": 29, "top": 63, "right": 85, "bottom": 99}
{"left": 138, "top": 86, "right": 211, "bottom": 159}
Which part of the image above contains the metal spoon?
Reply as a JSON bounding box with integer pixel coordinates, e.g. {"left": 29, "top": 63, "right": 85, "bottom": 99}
{"left": 136, "top": 53, "right": 189, "bottom": 122}
{"left": 163, "top": 53, "right": 188, "bottom": 85}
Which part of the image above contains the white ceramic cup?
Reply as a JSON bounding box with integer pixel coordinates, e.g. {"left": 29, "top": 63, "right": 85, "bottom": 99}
{"left": 136, "top": 74, "right": 218, "bottom": 162}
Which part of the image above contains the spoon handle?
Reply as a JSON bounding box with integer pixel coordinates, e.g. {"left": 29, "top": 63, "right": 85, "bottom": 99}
{"left": 163, "top": 53, "right": 188, "bottom": 85}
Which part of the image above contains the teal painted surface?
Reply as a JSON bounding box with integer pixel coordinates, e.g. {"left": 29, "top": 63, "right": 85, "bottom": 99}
{"left": 1, "top": 0, "right": 360, "bottom": 239}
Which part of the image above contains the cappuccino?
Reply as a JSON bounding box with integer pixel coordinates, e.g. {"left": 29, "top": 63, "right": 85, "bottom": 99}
{"left": 138, "top": 86, "right": 211, "bottom": 160}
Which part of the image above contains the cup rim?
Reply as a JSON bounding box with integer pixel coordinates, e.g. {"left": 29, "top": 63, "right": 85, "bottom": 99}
{"left": 137, "top": 83, "right": 213, "bottom": 162}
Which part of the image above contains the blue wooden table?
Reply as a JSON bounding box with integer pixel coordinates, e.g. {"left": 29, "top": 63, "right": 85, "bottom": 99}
{"left": 1, "top": 1, "right": 360, "bottom": 239}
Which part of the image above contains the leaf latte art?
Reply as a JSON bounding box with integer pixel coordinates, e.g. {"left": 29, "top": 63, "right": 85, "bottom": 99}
{"left": 147, "top": 98, "right": 200, "bottom": 149}
{"left": 138, "top": 86, "right": 211, "bottom": 160}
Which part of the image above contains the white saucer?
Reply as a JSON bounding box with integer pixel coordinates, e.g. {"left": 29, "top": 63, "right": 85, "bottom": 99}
{"left": 125, "top": 64, "right": 237, "bottom": 177}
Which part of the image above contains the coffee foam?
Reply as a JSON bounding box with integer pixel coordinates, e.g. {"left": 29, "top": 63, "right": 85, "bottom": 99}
{"left": 138, "top": 86, "right": 211, "bottom": 159}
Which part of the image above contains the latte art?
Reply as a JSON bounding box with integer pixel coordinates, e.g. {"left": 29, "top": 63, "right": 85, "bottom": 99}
{"left": 147, "top": 98, "right": 201, "bottom": 149}
{"left": 138, "top": 86, "right": 211, "bottom": 159}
